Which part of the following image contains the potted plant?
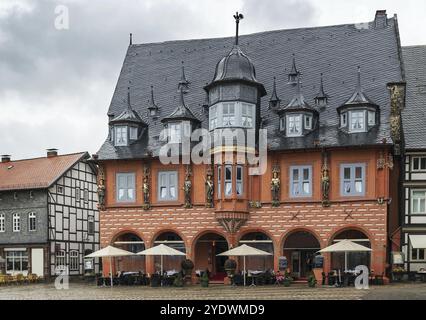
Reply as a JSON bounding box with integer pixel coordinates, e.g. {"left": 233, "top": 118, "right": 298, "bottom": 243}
{"left": 181, "top": 259, "right": 194, "bottom": 276}
{"left": 308, "top": 273, "right": 317, "bottom": 288}
{"left": 392, "top": 266, "right": 406, "bottom": 282}
{"left": 173, "top": 272, "right": 184, "bottom": 287}
{"left": 200, "top": 269, "right": 209, "bottom": 288}
{"left": 283, "top": 271, "right": 293, "bottom": 287}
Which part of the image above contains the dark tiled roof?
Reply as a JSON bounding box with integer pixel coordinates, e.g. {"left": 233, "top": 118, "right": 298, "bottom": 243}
{"left": 401, "top": 46, "right": 426, "bottom": 150}
{"left": 0, "top": 153, "right": 88, "bottom": 191}
{"left": 97, "top": 17, "right": 403, "bottom": 160}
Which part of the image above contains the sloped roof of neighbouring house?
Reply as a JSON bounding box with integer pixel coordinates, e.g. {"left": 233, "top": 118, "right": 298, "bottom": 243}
{"left": 0, "top": 152, "right": 88, "bottom": 191}
{"left": 401, "top": 45, "right": 426, "bottom": 150}
{"left": 97, "top": 14, "right": 404, "bottom": 160}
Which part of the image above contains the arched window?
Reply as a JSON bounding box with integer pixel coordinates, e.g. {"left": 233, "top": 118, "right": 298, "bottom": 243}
{"left": 0, "top": 213, "right": 5, "bottom": 232}
{"left": 69, "top": 250, "right": 79, "bottom": 271}
{"left": 12, "top": 213, "right": 20, "bottom": 232}
{"left": 28, "top": 212, "right": 36, "bottom": 232}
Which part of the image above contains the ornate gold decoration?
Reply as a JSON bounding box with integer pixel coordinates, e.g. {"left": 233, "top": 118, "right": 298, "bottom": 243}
{"left": 183, "top": 165, "right": 192, "bottom": 208}
{"left": 321, "top": 151, "right": 331, "bottom": 207}
{"left": 142, "top": 165, "right": 151, "bottom": 210}
{"left": 216, "top": 212, "right": 248, "bottom": 233}
{"left": 97, "top": 165, "right": 106, "bottom": 211}
{"left": 205, "top": 166, "right": 214, "bottom": 208}
{"left": 271, "top": 165, "right": 281, "bottom": 207}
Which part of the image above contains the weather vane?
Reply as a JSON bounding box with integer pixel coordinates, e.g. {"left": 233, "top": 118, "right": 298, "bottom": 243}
{"left": 233, "top": 12, "right": 244, "bottom": 45}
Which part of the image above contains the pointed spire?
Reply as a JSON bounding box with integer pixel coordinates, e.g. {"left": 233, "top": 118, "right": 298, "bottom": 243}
{"left": 343, "top": 66, "right": 376, "bottom": 105}
{"left": 161, "top": 85, "right": 200, "bottom": 124}
{"left": 127, "top": 86, "right": 132, "bottom": 110}
{"left": 202, "top": 83, "right": 210, "bottom": 115}
{"left": 283, "top": 73, "right": 315, "bottom": 111}
{"left": 288, "top": 54, "right": 299, "bottom": 85}
{"left": 269, "top": 77, "right": 281, "bottom": 110}
{"left": 129, "top": 33, "right": 133, "bottom": 46}
{"left": 315, "top": 73, "right": 328, "bottom": 107}
{"left": 178, "top": 61, "right": 190, "bottom": 93}
{"left": 147, "top": 85, "right": 159, "bottom": 117}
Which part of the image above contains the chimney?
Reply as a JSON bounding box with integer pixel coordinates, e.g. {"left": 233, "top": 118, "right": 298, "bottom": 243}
{"left": 374, "top": 10, "right": 388, "bottom": 28}
{"left": 47, "top": 149, "right": 58, "bottom": 157}
{"left": 1, "top": 155, "right": 11, "bottom": 163}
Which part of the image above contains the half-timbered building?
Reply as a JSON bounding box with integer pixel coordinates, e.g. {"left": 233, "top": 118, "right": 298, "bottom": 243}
{"left": 0, "top": 150, "right": 100, "bottom": 278}
{"left": 401, "top": 45, "right": 426, "bottom": 272}
{"left": 95, "top": 10, "right": 405, "bottom": 282}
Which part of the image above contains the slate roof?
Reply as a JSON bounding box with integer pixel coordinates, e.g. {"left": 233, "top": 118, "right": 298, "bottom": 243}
{"left": 401, "top": 45, "right": 426, "bottom": 150}
{"left": 97, "top": 15, "right": 403, "bottom": 160}
{"left": 0, "top": 152, "right": 88, "bottom": 191}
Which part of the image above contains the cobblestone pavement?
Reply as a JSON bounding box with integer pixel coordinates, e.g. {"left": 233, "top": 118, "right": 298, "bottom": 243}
{"left": 0, "top": 282, "right": 425, "bottom": 300}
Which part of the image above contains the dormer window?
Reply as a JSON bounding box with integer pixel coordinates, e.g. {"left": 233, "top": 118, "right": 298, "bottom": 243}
{"left": 129, "top": 127, "right": 138, "bottom": 140}
{"left": 349, "top": 110, "right": 365, "bottom": 132}
{"left": 341, "top": 113, "right": 348, "bottom": 127}
{"left": 304, "top": 115, "right": 312, "bottom": 130}
{"left": 368, "top": 111, "right": 376, "bottom": 126}
{"left": 287, "top": 114, "right": 302, "bottom": 137}
{"left": 115, "top": 126, "right": 128, "bottom": 146}
{"left": 169, "top": 122, "right": 182, "bottom": 143}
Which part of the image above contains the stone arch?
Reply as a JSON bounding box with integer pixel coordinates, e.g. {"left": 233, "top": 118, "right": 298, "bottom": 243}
{"left": 151, "top": 229, "right": 186, "bottom": 273}
{"left": 237, "top": 229, "right": 275, "bottom": 272}
{"left": 110, "top": 229, "right": 146, "bottom": 273}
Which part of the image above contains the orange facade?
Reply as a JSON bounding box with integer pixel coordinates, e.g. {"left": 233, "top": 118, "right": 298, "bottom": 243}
{"left": 99, "top": 146, "right": 398, "bottom": 281}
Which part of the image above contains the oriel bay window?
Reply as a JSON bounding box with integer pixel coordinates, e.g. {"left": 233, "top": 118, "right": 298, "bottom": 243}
{"left": 341, "top": 163, "right": 366, "bottom": 196}
{"left": 290, "top": 166, "right": 312, "bottom": 197}
{"left": 217, "top": 165, "right": 245, "bottom": 198}
{"left": 116, "top": 173, "right": 136, "bottom": 203}
{"left": 158, "top": 171, "right": 178, "bottom": 201}
{"left": 208, "top": 102, "right": 256, "bottom": 130}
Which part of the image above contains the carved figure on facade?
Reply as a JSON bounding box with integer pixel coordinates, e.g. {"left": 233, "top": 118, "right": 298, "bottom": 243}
{"left": 271, "top": 165, "right": 281, "bottom": 207}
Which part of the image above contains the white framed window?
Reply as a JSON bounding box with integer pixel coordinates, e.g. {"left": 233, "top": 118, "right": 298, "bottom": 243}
{"left": 349, "top": 110, "right": 365, "bottom": 132}
{"left": 304, "top": 115, "right": 312, "bottom": 130}
{"left": 368, "top": 111, "right": 376, "bottom": 126}
{"left": 411, "top": 248, "right": 426, "bottom": 261}
{"left": 88, "top": 216, "right": 95, "bottom": 235}
{"left": 83, "top": 189, "right": 89, "bottom": 203}
{"left": 169, "top": 122, "right": 182, "bottom": 143}
{"left": 286, "top": 114, "right": 302, "bottom": 137}
{"left": 341, "top": 163, "right": 366, "bottom": 196}
{"left": 224, "top": 165, "right": 233, "bottom": 197}
{"left": 290, "top": 166, "right": 312, "bottom": 197}
{"left": 341, "top": 113, "right": 347, "bottom": 127}
{"left": 411, "top": 190, "right": 426, "bottom": 214}
{"left": 28, "top": 212, "right": 36, "bottom": 232}
{"left": 129, "top": 127, "right": 138, "bottom": 140}
{"left": 75, "top": 187, "right": 81, "bottom": 202}
{"left": 217, "top": 166, "right": 222, "bottom": 199}
{"left": 12, "top": 213, "right": 20, "bottom": 232}
{"left": 412, "top": 157, "right": 426, "bottom": 172}
{"left": 236, "top": 166, "right": 244, "bottom": 196}
{"left": 116, "top": 173, "right": 136, "bottom": 203}
{"left": 0, "top": 213, "right": 4, "bottom": 232}
{"left": 55, "top": 250, "right": 66, "bottom": 267}
{"left": 6, "top": 250, "right": 28, "bottom": 274}
{"left": 69, "top": 250, "right": 79, "bottom": 271}
{"left": 222, "top": 103, "right": 236, "bottom": 127}
{"left": 279, "top": 117, "right": 285, "bottom": 131}
{"left": 158, "top": 171, "right": 178, "bottom": 201}
{"left": 241, "top": 104, "right": 254, "bottom": 128}
{"left": 209, "top": 105, "right": 218, "bottom": 130}
{"left": 114, "top": 126, "right": 128, "bottom": 146}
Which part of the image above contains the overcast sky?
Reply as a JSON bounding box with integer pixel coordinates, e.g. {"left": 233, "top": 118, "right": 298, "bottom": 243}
{"left": 1, "top": 0, "right": 425, "bottom": 160}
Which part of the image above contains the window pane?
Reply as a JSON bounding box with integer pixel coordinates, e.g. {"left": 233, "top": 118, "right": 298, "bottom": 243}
{"left": 344, "top": 182, "right": 351, "bottom": 194}
{"left": 412, "top": 249, "right": 418, "bottom": 260}
{"left": 421, "top": 199, "right": 426, "bottom": 213}
{"left": 355, "top": 167, "right": 362, "bottom": 179}
{"left": 170, "top": 186, "right": 176, "bottom": 198}
{"left": 160, "top": 187, "right": 167, "bottom": 199}
{"left": 414, "top": 158, "right": 420, "bottom": 170}
{"left": 303, "top": 182, "right": 310, "bottom": 194}
{"left": 350, "top": 111, "right": 365, "bottom": 131}
{"left": 344, "top": 167, "right": 351, "bottom": 180}
{"left": 413, "top": 199, "right": 419, "bottom": 213}
{"left": 420, "top": 250, "right": 425, "bottom": 260}
{"left": 293, "top": 169, "right": 299, "bottom": 181}
{"left": 225, "top": 166, "right": 232, "bottom": 180}
{"left": 293, "top": 182, "right": 300, "bottom": 195}
{"left": 303, "top": 168, "right": 309, "bottom": 180}
{"left": 237, "top": 167, "right": 242, "bottom": 180}
{"left": 236, "top": 182, "right": 242, "bottom": 195}
{"left": 225, "top": 182, "right": 232, "bottom": 196}
{"left": 355, "top": 181, "right": 363, "bottom": 193}
{"left": 422, "top": 158, "right": 426, "bottom": 170}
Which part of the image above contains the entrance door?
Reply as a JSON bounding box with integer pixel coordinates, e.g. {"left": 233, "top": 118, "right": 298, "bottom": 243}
{"left": 31, "top": 248, "right": 44, "bottom": 276}
{"left": 291, "top": 251, "right": 301, "bottom": 278}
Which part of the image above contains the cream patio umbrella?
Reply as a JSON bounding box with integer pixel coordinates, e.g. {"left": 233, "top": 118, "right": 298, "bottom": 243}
{"left": 318, "top": 239, "right": 372, "bottom": 272}
{"left": 136, "top": 244, "right": 186, "bottom": 277}
{"left": 85, "top": 245, "right": 134, "bottom": 287}
{"left": 217, "top": 244, "right": 273, "bottom": 286}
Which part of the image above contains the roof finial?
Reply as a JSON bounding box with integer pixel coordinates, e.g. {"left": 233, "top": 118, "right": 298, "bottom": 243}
{"left": 127, "top": 86, "right": 132, "bottom": 110}
{"left": 178, "top": 61, "right": 190, "bottom": 93}
{"left": 269, "top": 76, "right": 281, "bottom": 109}
{"left": 233, "top": 12, "right": 244, "bottom": 45}
{"left": 129, "top": 33, "right": 133, "bottom": 46}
